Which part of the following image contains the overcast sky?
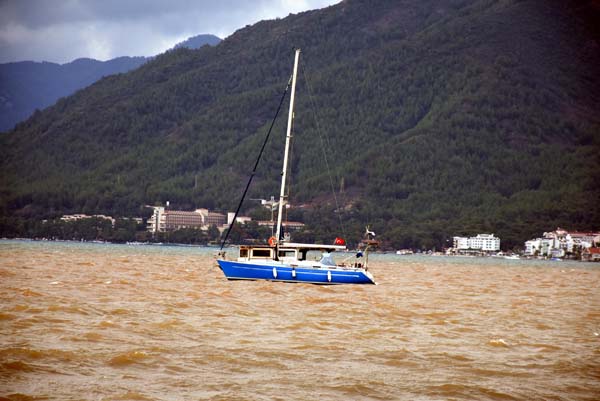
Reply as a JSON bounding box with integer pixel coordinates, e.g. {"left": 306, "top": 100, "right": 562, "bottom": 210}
{"left": 0, "top": 0, "right": 340, "bottom": 64}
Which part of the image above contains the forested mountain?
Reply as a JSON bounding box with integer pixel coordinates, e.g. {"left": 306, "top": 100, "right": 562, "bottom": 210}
{"left": 0, "top": 35, "right": 221, "bottom": 132}
{"left": 174, "top": 34, "right": 222, "bottom": 49}
{"left": 1, "top": 0, "right": 599, "bottom": 249}
{"left": 0, "top": 57, "right": 147, "bottom": 132}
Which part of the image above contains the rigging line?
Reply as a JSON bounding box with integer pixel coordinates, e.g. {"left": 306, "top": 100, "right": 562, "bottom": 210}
{"left": 220, "top": 76, "right": 292, "bottom": 250}
{"left": 300, "top": 63, "right": 347, "bottom": 240}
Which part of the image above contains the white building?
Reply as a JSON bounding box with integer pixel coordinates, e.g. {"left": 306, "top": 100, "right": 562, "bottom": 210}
{"left": 470, "top": 234, "right": 501, "bottom": 251}
{"left": 453, "top": 234, "right": 500, "bottom": 252}
{"left": 524, "top": 228, "right": 600, "bottom": 257}
{"left": 146, "top": 206, "right": 226, "bottom": 233}
{"left": 524, "top": 238, "right": 541, "bottom": 256}
{"left": 453, "top": 236, "right": 470, "bottom": 250}
{"left": 227, "top": 213, "right": 252, "bottom": 225}
{"left": 61, "top": 214, "right": 116, "bottom": 226}
{"left": 524, "top": 237, "right": 557, "bottom": 257}
{"left": 147, "top": 206, "right": 166, "bottom": 234}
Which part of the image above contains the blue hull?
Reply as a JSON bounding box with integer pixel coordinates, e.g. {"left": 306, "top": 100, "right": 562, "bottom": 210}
{"left": 217, "top": 260, "right": 375, "bottom": 285}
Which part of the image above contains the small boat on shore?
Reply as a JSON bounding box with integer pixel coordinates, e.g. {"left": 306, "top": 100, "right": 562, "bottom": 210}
{"left": 396, "top": 249, "right": 413, "bottom": 255}
{"left": 503, "top": 254, "right": 520, "bottom": 260}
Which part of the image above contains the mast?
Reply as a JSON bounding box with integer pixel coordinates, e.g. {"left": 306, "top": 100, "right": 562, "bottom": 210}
{"left": 275, "top": 48, "right": 300, "bottom": 247}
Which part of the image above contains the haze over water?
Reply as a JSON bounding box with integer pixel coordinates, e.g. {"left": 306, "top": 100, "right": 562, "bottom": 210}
{"left": 1, "top": 240, "right": 599, "bottom": 400}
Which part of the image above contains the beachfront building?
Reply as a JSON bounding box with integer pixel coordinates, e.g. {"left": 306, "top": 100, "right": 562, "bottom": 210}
{"left": 524, "top": 238, "right": 542, "bottom": 256}
{"left": 164, "top": 210, "right": 204, "bottom": 231}
{"left": 224, "top": 213, "right": 305, "bottom": 234}
{"left": 147, "top": 205, "right": 305, "bottom": 236}
{"left": 147, "top": 207, "right": 166, "bottom": 233}
{"left": 470, "top": 234, "right": 501, "bottom": 251}
{"left": 196, "top": 208, "right": 227, "bottom": 228}
{"left": 61, "top": 214, "right": 116, "bottom": 226}
{"left": 523, "top": 227, "right": 600, "bottom": 258}
{"left": 227, "top": 213, "right": 252, "bottom": 226}
{"left": 453, "top": 236, "right": 469, "bottom": 250}
{"left": 257, "top": 220, "right": 305, "bottom": 231}
{"left": 146, "top": 200, "right": 307, "bottom": 237}
{"left": 524, "top": 237, "right": 560, "bottom": 258}
{"left": 582, "top": 248, "right": 600, "bottom": 262}
{"left": 452, "top": 234, "right": 500, "bottom": 253}
{"left": 147, "top": 206, "right": 226, "bottom": 234}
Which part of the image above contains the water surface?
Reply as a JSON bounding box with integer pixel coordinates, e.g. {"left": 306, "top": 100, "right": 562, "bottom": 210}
{"left": 1, "top": 240, "right": 599, "bottom": 400}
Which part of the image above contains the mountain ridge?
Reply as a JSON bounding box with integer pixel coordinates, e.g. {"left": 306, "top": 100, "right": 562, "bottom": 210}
{"left": 0, "top": 34, "right": 222, "bottom": 132}
{"left": 1, "top": 0, "right": 599, "bottom": 249}
{"left": 174, "top": 34, "right": 221, "bottom": 50}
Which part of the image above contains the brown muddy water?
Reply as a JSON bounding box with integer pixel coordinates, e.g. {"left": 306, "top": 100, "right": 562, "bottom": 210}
{"left": 1, "top": 240, "right": 599, "bottom": 401}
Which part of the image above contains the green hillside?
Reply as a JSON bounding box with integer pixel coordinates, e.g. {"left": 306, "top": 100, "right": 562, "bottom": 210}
{"left": 1, "top": 0, "right": 599, "bottom": 249}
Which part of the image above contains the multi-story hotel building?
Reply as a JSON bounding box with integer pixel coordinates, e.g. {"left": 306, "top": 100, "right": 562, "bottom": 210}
{"left": 257, "top": 220, "right": 305, "bottom": 231}
{"left": 453, "top": 234, "right": 500, "bottom": 252}
{"left": 147, "top": 207, "right": 226, "bottom": 233}
{"left": 147, "top": 206, "right": 305, "bottom": 235}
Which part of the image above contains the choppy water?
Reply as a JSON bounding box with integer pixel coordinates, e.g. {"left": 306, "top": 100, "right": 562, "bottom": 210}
{"left": 1, "top": 240, "right": 599, "bottom": 400}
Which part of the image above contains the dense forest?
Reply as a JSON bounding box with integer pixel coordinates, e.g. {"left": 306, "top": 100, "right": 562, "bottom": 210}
{"left": 1, "top": 0, "right": 599, "bottom": 250}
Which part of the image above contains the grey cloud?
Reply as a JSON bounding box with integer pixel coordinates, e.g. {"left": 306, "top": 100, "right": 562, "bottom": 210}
{"left": 0, "top": 0, "right": 339, "bottom": 63}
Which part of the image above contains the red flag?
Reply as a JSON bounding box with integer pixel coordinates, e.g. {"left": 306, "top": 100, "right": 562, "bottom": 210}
{"left": 334, "top": 237, "right": 346, "bottom": 245}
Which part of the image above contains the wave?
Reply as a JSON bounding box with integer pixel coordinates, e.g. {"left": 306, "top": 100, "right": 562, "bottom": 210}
{"left": 107, "top": 351, "right": 151, "bottom": 367}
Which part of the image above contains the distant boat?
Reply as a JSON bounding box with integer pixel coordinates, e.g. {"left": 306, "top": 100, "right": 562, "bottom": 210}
{"left": 396, "top": 249, "right": 413, "bottom": 255}
{"left": 503, "top": 255, "right": 520, "bottom": 260}
{"left": 216, "top": 49, "right": 376, "bottom": 285}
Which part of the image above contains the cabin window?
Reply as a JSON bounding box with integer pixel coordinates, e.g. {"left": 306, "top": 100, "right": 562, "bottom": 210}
{"left": 307, "top": 250, "right": 322, "bottom": 261}
{"left": 252, "top": 249, "right": 272, "bottom": 258}
{"left": 239, "top": 248, "right": 249, "bottom": 258}
{"left": 278, "top": 250, "right": 296, "bottom": 259}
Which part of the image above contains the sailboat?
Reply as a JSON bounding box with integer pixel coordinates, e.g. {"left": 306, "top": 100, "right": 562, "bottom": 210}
{"left": 216, "top": 49, "right": 377, "bottom": 285}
